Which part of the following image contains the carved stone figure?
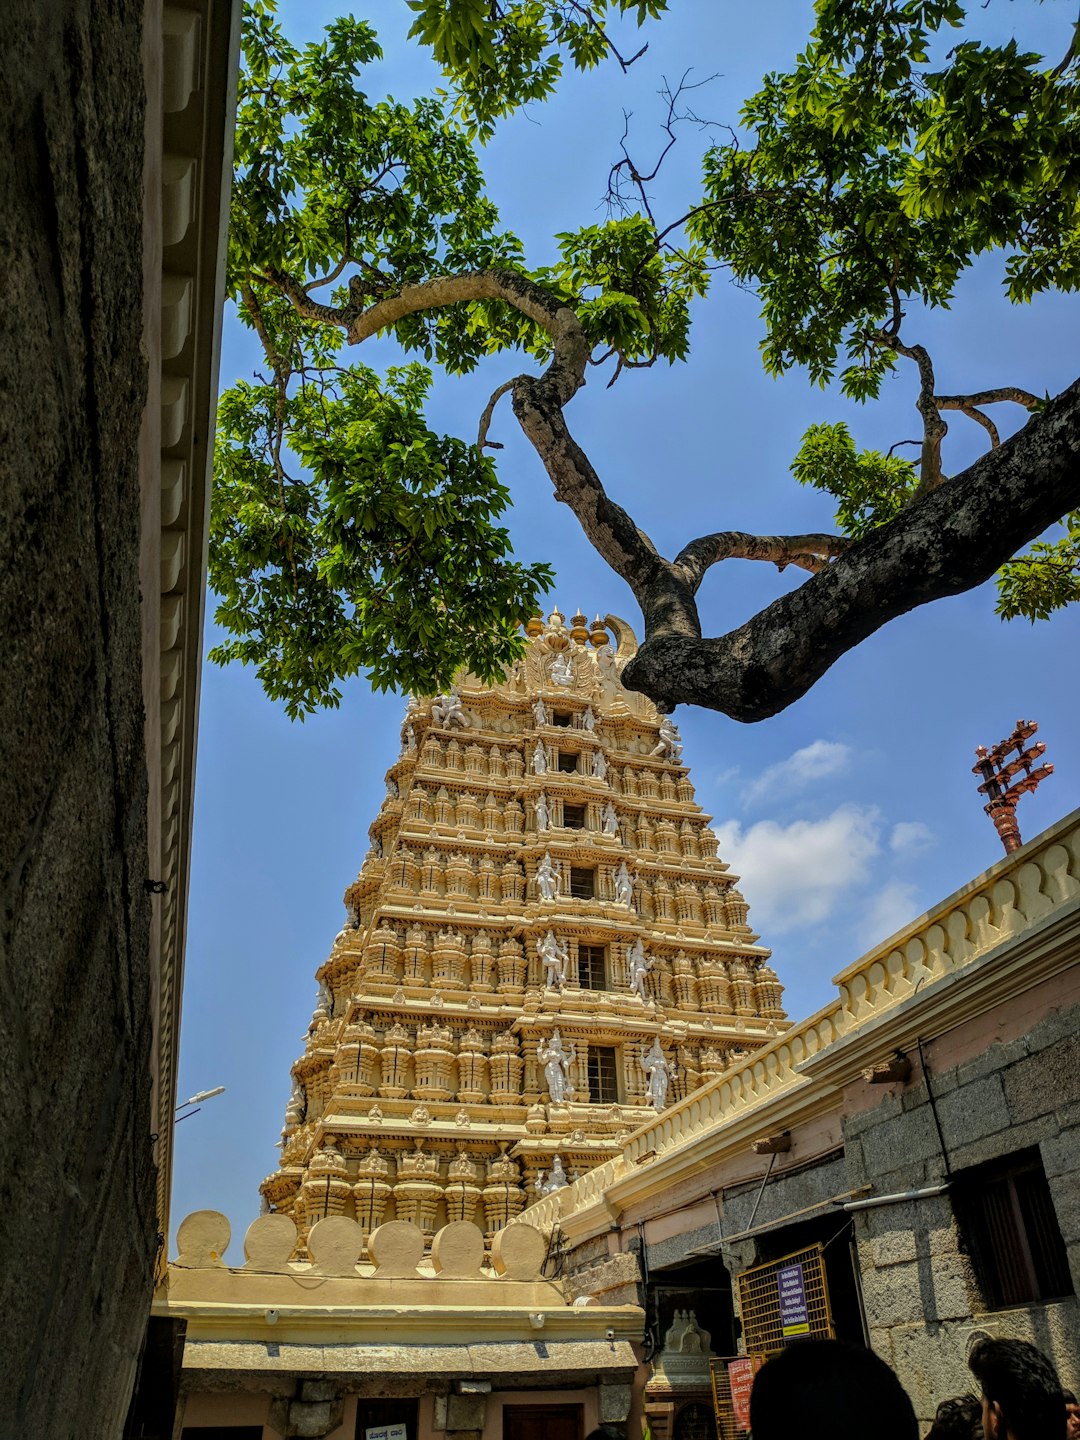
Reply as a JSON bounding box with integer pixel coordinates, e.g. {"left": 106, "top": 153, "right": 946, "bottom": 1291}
{"left": 536, "top": 1155, "right": 570, "bottom": 1195}
{"left": 596, "top": 642, "right": 617, "bottom": 677}
{"left": 591, "top": 748, "right": 607, "bottom": 780}
{"left": 283, "top": 1074, "right": 306, "bottom": 1131}
{"left": 432, "top": 685, "right": 467, "bottom": 728}
{"left": 601, "top": 801, "right": 619, "bottom": 836}
{"left": 641, "top": 1037, "right": 673, "bottom": 1111}
{"left": 534, "top": 792, "right": 550, "bottom": 831}
{"left": 537, "top": 929, "right": 567, "bottom": 988}
{"left": 582, "top": 707, "right": 595, "bottom": 731}
{"left": 550, "top": 651, "right": 573, "bottom": 686}
{"left": 402, "top": 722, "right": 417, "bottom": 755}
{"left": 651, "top": 714, "right": 683, "bottom": 763}
{"left": 532, "top": 740, "right": 548, "bottom": 775}
{"left": 537, "top": 1029, "right": 576, "bottom": 1103}
{"left": 614, "top": 860, "right": 635, "bottom": 907}
{"left": 537, "top": 851, "right": 559, "bottom": 902}
{"left": 532, "top": 697, "right": 548, "bottom": 727}
{"left": 628, "top": 937, "right": 653, "bottom": 1001}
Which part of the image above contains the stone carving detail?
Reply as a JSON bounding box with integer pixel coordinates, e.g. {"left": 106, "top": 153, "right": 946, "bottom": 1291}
{"left": 628, "top": 938, "right": 653, "bottom": 1002}
{"left": 536, "top": 1155, "right": 570, "bottom": 1195}
{"left": 537, "top": 851, "right": 559, "bottom": 902}
{"left": 641, "top": 1038, "right": 673, "bottom": 1111}
{"left": 614, "top": 860, "right": 635, "bottom": 907}
{"left": 431, "top": 686, "right": 467, "bottom": 728}
{"left": 538, "top": 1028, "right": 576, "bottom": 1103}
{"left": 651, "top": 714, "right": 683, "bottom": 764}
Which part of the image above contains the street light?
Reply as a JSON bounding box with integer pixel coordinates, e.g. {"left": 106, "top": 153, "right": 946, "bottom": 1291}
{"left": 175, "top": 1085, "right": 226, "bottom": 1122}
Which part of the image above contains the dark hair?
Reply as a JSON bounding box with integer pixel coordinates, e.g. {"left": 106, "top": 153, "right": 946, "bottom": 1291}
{"left": 968, "top": 1337, "right": 1065, "bottom": 1440}
{"left": 750, "top": 1339, "right": 917, "bottom": 1440}
{"left": 924, "top": 1393, "right": 983, "bottom": 1440}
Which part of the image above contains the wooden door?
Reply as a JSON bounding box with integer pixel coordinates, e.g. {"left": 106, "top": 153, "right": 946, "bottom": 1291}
{"left": 502, "top": 1403, "right": 584, "bottom": 1440}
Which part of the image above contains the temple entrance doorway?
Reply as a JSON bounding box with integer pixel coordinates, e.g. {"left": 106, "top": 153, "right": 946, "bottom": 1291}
{"left": 503, "top": 1402, "right": 584, "bottom": 1440}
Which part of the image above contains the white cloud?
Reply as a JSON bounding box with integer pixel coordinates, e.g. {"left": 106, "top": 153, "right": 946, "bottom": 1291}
{"left": 890, "top": 821, "right": 935, "bottom": 857}
{"left": 741, "top": 739, "right": 852, "bottom": 808}
{"left": 857, "top": 881, "right": 920, "bottom": 948}
{"left": 713, "top": 804, "right": 881, "bottom": 934}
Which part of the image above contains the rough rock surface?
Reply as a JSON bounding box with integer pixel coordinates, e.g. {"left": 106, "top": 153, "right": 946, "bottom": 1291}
{"left": 0, "top": 1, "right": 155, "bottom": 1434}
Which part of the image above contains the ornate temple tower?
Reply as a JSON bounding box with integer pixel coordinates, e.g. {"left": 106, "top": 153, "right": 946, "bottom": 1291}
{"left": 262, "top": 608, "right": 786, "bottom": 1249}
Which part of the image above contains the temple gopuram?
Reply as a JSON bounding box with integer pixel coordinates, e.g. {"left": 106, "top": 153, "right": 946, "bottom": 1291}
{"left": 260, "top": 607, "right": 786, "bottom": 1248}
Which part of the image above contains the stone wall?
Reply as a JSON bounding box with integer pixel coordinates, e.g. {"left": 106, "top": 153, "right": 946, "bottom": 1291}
{"left": 0, "top": 2, "right": 157, "bottom": 1434}
{"left": 844, "top": 1001, "right": 1080, "bottom": 1422}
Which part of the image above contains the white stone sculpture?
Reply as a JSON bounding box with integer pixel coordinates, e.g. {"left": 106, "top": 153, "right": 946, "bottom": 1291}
{"left": 641, "top": 1037, "right": 673, "bottom": 1111}
{"left": 537, "top": 851, "right": 559, "bottom": 902}
{"left": 538, "top": 1029, "right": 576, "bottom": 1103}
{"left": 614, "top": 860, "right": 635, "bottom": 907}
{"left": 601, "top": 802, "right": 619, "bottom": 837}
{"left": 550, "top": 651, "right": 573, "bottom": 686}
{"left": 536, "top": 1155, "right": 570, "bottom": 1195}
{"left": 651, "top": 714, "right": 683, "bottom": 763}
{"left": 582, "top": 707, "right": 595, "bottom": 731}
{"left": 386, "top": 778, "right": 398, "bottom": 798}
{"left": 628, "top": 938, "right": 653, "bottom": 1002}
{"left": 537, "top": 929, "right": 566, "bottom": 988}
{"left": 402, "top": 723, "right": 417, "bottom": 755}
{"left": 534, "top": 792, "right": 550, "bottom": 832}
{"left": 432, "top": 685, "right": 468, "bottom": 728}
{"left": 532, "top": 740, "right": 548, "bottom": 776}
{"left": 591, "top": 748, "right": 607, "bottom": 780}
{"left": 596, "top": 642, "right": 617, "bottom": 677}
{"left": 532, "top": 697, "right": 548, "bottom": 727}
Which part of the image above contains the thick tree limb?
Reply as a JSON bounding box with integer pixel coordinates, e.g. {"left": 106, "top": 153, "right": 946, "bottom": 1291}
{"left": 673, "top": 531, "right": 852, "bottom": 588}
{"left": 622, "top": 378, "right": 1080, "bottom": 721}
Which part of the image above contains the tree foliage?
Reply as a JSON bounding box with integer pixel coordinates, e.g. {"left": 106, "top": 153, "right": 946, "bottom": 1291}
{"left": 211, "top": 0, "right": 1080, "bottom": 720}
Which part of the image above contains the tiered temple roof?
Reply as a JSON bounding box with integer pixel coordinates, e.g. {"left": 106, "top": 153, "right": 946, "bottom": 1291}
{"left": 261, "top": 608, "right": 786, "bottom": 1249}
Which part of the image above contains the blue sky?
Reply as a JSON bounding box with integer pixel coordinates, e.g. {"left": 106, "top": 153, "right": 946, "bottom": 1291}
{"left": 172, "top": 0, "right": 1080, "bottom": 1254}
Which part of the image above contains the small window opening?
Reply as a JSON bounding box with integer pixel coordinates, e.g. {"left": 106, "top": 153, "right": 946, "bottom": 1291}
{"left": 569, "top": 867, "right": 596, "bottom": 899}
{"left": 563, "top": 803, "right": 587, "bottom": 829}
{"left": 587, "top": 1046, "right": 619, "bottom": 1103}
{"left": 578, "top": 944, "right": 607, "bottom": 990}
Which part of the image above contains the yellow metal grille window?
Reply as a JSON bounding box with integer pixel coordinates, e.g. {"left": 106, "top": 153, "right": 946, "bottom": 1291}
{"left": 736, "top": 1243, "right": 834, "bottom": 1356}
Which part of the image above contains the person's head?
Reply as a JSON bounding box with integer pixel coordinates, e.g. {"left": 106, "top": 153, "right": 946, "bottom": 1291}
{"left": 1062, "top": 1389, "right": 1079, "bottom": 1440}
{"left": 967, "top": 1337, "right": 1065, "bottom": 1440}
{"left": 923, "top": 1393, "right": 983, "bottom": 1440}
{"left": 750, "top": 1339, "right": 917, "bottom": 1440}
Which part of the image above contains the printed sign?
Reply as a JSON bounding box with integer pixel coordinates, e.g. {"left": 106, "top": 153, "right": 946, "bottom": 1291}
{"left": 727, "top": 1357, "right": 756, "bottom": 1431}
{"left": 366, "top": 1426, "right": 406, "bottom": 1440}
{"left": 778, "top": 1262, "right": 810, "bottom": 1336}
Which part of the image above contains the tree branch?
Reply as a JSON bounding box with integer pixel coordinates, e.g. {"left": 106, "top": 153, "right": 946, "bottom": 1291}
{"left": 477, "top": 379, "right": 515, "bottom": 451}
{"left": 621, "top": 378, "right": 1080, "bottom": 721}
{"left": 934, "top": 387, "right": 1040, "bottom": 410}
{"left": 873, "top": 333, "right": 947, "bottom": 496}
{"left": 673, "top": 531, "right": 852, "bottom": 591}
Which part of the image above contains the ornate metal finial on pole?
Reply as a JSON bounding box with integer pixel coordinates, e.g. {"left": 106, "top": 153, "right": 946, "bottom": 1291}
{"left": 973, "top": 720, "right": 1054, "bottom": 855}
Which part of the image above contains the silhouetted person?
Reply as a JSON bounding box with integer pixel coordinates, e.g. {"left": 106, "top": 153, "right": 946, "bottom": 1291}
{"left": 925, "top": 1394, "right": 983, "bottom": 1440}
{"left": 750, "top": 1339, "right": 917, "bottom": 1440}
{"left": 967, "top": 1337, "right": 1066, "bottom": 1440}
{"left": 1063, "top": 1390, "right": 1079, "bottom": 1440}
